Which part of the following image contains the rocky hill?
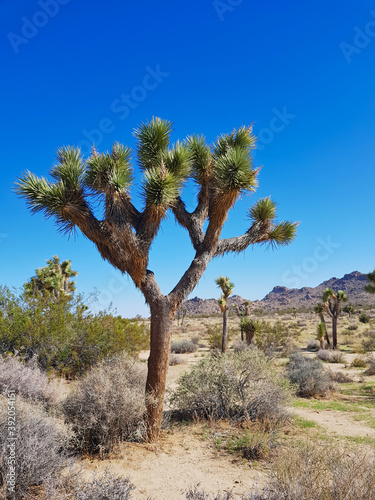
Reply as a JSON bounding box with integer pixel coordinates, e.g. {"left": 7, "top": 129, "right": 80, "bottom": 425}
{"left": 183, "top": 271, "right": 373, "bottom": 315}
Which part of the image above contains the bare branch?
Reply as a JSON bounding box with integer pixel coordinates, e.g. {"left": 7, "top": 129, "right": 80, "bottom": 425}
{"left": 214, "top": 221, "right": 269, "bottom": 256}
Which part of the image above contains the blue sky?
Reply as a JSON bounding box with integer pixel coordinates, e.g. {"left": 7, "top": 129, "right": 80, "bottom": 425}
{"left": 1, "top": 0, "right": 374, "bottom": 317}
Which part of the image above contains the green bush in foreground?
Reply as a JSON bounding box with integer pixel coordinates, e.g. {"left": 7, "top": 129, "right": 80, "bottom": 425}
{"left": 169, "top": 349, "right": 291, "bottom": 424}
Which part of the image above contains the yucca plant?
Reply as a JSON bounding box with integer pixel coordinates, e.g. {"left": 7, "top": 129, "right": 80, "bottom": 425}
{"left": 322, "top": 288, "right": 348, "bottom": 349}
{"left": 15, "top": 117, "right": 297, "bottom": 441}
{"left": 216, "top": 276, "right": 234, "bottom": 353}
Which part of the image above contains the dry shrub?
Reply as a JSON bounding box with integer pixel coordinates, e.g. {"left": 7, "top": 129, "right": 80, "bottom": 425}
{"left": 253, "top": 442, "right": 375, "bottom": 500}
{"left": 185, "top": 487, "right": 235, "bottom": 500}
{"left": 364, "top": 359, "right": 375, "bottom": 375}
{"left": 0, "top": 354, "right": 58, "bottom": 406}
{"left": 169, "top": 354, "right": 186, "bottom": 366}
{"left": 232, "top": 340, "right": 249, "bottom": 353}
{"left": 226, "top": 420, "right": 277, "bottom": 460}
{"left": 317, "top": 349, "right": 344, "bottom": 363}
{"left": 0, "top": 395, "right": 75, "bottom": 499}
{"left": 171, "top": 339, "right": 198, "bottom": 354}
{"left": 351, "top": 356, "right": 369, "bottom": 368}
{"left": 306, "top": 339, "right": 319, "bottom": 351}
{"left": 62, "top": 354, "right": 146, "bottom": 455}
{"left": 73, "top": 469, "right": 134, "bottom": 500}
{"left": 328, "top": 370, "right": 353, "bottom": 383}
{"left": 288, "top": 352, "right": 335, "bottom": 397}
{"left": 317, "top": 349, "right": 331, "bottom": 362}
{"left": 169, "top": 349, "right": 291, "bottom": 426}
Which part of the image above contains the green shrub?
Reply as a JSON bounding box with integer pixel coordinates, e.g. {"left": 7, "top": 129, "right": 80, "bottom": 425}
{"left": 169, "top": 349, "right": 291, "bottom": 425}
{"left": 206, "top": 325, "right": 224, "bottom": 350}
{"left": 254, "top": 320, "right": 299, "bottom": 357}
{"left": 351, "top": 356, "right": 368, "bottom": 368}
{"left": 359, "top": 313, "right": 370, "bottom": 324}
{"left": 62, "top": 354, "right": 146, "bottom": 454}
{"left": 288, "top": 352, "right": 335, "bottom": 397}
{"left": 0, "top": 286, "right": 149, "bottom": 378}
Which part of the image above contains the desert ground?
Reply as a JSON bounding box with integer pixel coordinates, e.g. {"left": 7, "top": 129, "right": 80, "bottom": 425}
{"left": 81, "top": 308, "right": 375, "bottom": 499}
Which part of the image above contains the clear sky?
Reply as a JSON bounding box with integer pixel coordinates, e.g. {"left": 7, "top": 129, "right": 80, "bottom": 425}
{"left": 1, "top": 0, "right": 374, "bottom": 317}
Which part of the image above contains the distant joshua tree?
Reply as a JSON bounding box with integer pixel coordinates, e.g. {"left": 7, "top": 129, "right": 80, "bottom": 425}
{"left": 365, "top": 270, "right": 375, "bottom": 295}
{"left": 15, "top": 118, "right": 297, "bottom": 440}
{"left": 24, "top": 255, "right": 77, "bottom": 300}
{"left": 314, "top": 303, "right": 330, "bottom": 347}
{"left": 322, "top": 288, "right": 347, "bottom": 349}
{"left": 216, "top": 276, "right": 234, "bottom": 353}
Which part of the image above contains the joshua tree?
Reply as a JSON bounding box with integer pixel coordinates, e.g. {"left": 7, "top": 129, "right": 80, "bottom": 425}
{"left": 365, "top": 270, "right": 375, "bottom": 295}
{"left": 317, "top": 321, "right": 326, "bottom": 350}
{"left": 343, "top": 305, "right": 355, "bottom": 318}
{"left": 240, "top": 317, "right": 259, "bottom": 345}
{"left": 24, "top": 255, "right": 77, "bottom": 300}
{"left": 234, "top": 300, "right": 251, "bottom": 340}
{"left": 322, "top": 288, "right": 347, "bottom": 349}
{"left": 314, "top": 303, "right": 330, "bottom": 347}
{"left": 15, "top": 118, "right": 297, "bottom": 440}
{"left": 216, "top": 275, "right": 234, "bottom": 353}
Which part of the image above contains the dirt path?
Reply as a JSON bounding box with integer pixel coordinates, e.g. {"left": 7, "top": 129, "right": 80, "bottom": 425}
{"left": 83, "top": 428, "right": 266, "bottom": 499}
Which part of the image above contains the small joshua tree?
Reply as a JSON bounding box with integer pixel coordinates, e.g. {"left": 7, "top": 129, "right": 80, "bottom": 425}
{"left": 15, "top": 118, "right": 297, "bottom": 440}
{"left": 365, "top": 270, "right": 375, "bottom": 295}
{"left": 216, "top": 275, "right": 234, "bottom": 353}
{"left": 322, "top": 288, "right": 347, "bottom": 349}
{"left": 314, "top": 303, "right": 330, "bottom": 347}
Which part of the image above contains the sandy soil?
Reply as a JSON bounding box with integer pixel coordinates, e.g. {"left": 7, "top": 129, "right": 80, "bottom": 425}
{"left": 84, "top": 428, "right": 266, "bottom": 499}
{"left": 80, "top": 337, "right": 375, "bottom": 499}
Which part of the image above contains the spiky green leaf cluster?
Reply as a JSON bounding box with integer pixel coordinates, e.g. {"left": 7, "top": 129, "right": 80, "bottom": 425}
{"left": 85, "top": 143, "right": 133, "bottom": 194}
{"left": 268, "top": 221, "right": 297, "bottom": 247}
{"left": 133, "top": 117, "right": 173, "bottom": 170}
{"left": 212, "top": 126, "right": 256, "bottom": 157}
{"left": 216, "top": 275, "right": 234, "bottom": 297}
{"left": 365, "top": 270, "right": 375, "bottom": 294}
{"left": 142, "top": 166, "right": 180, "bottom": 209}
{"left": 249, "top": 197, "right": 277, "bottom": 223}
{"left": 214, "top": 148, "right": 257, "bottom": 193}
{"left": 185, "top": 134, "right": 211, "bottom": 183}
{"left": 51, "top": 146, "right": 85, "bottom": 189}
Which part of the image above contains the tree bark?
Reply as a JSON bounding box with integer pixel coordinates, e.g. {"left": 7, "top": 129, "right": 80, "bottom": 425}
{"left": 145, "top": 300, "right": 173, "bottom": 441}
{"left": 332, "top": 316, "right": 338, "bottom": 349}
{"left": 319, "top": 312, "right": 330, "bottom": 347}
{"left": 222, "top": 307, "right": 228, "bottom": 353}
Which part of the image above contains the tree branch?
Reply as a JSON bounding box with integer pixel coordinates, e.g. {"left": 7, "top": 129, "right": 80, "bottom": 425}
{"left": 214, "top": 221, "right": 270, "bottom": 256}
{"left": 171, "top": 197, "right": 204, "bottom": 250}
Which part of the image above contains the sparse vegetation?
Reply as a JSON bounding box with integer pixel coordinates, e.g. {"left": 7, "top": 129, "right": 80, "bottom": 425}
{"left": 170, "top": 349, "right": 291, "bottom": 425}
{"left": 171, "top": 339, "right": 198, "bottom": 354}
{"left": 62, "top": 354, "right": 146, "bottom": 454}
{"left": 287, "top": 352, "right": 335, "bottom": 397}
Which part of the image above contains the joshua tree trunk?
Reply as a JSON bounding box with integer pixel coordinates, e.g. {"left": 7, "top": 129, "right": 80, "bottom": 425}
{"left": 222, "top": 307, "right": 229, "bottom": 353}
{"left": 145, "top": 299, "right": 173, "bottom": 441}
{"left": 319, "top": 337, "right": 325, "bottom": 350}
{"left": 332, "top": 317, "right": 338, "bottom": 350}
{"left": 317, "top": 310, "right": 330, "bottom": 347}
